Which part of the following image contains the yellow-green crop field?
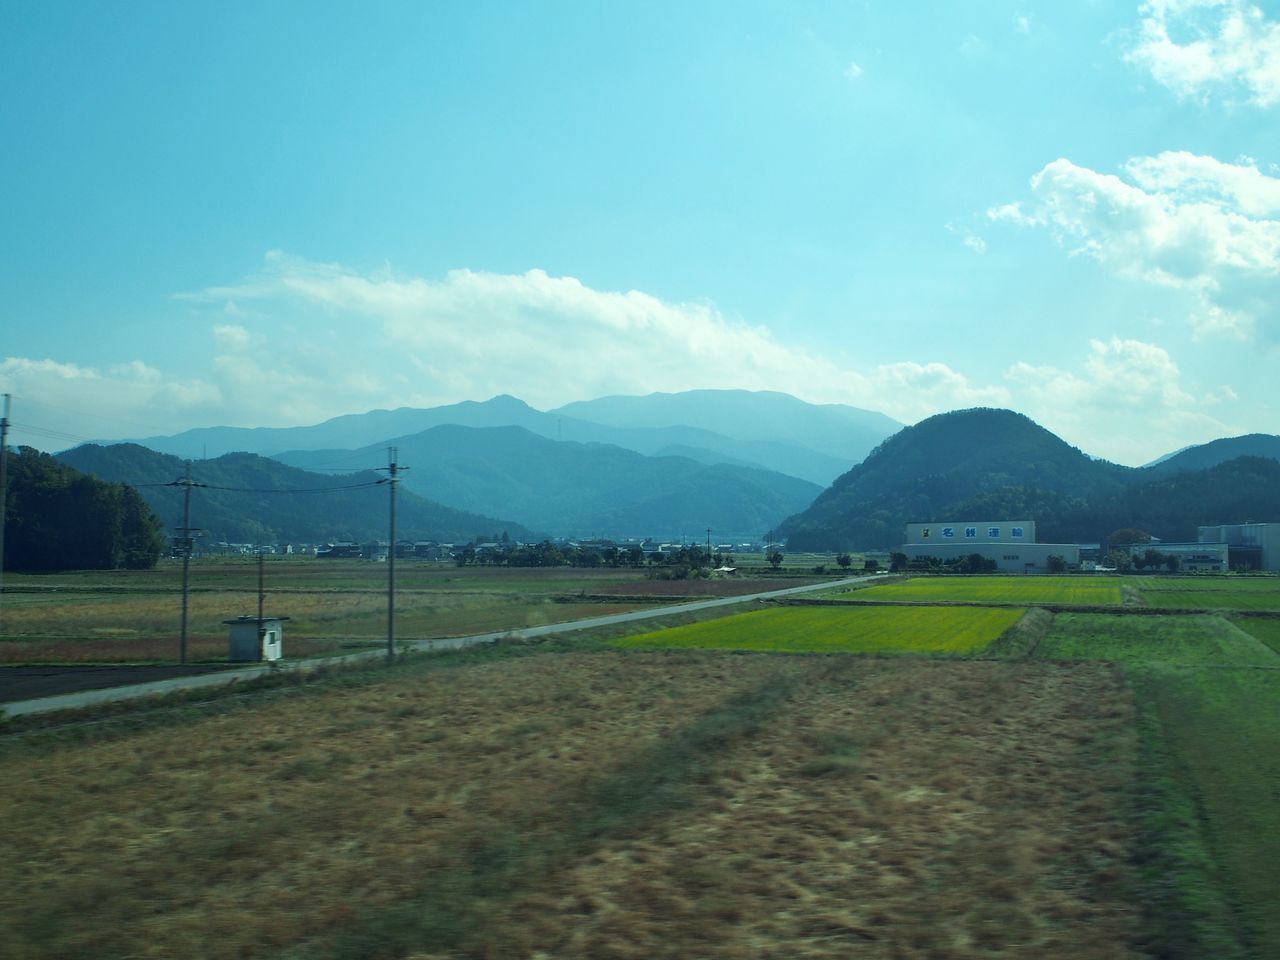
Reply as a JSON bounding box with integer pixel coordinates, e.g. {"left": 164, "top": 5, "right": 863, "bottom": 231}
{"left": 614, "top": 605, "right": 1024, "bottom": 655}
{"left": 827, "top": 575, "right": 1123, "bottom": 606}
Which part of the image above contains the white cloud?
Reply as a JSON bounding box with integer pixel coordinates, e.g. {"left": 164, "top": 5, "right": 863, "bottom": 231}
{"left": 213, "top": 324, "right": 251, "bottom": 352}
{"left": 844, "top": 61, "right": 864, "bottom": 79}
{"left": 0, "top": 357, "right": 223, "bottom": 448}
{"left": 1127, "top": 0, "right": 1280, "bottom": 106}
{"left": 1014, "top": 14, "right": 1032, "bottom": 34}
{"left": 963, "top": 234, "right": 987, "bottom": 254}
{"left": 990, "top": 151, "right": 1280, "bottom": 341}
{"left": 1005, "top": 337, "right": 1234, "bottom": 464}
{"left": 181, "top": 253, "right": 1007, "bottom": 428}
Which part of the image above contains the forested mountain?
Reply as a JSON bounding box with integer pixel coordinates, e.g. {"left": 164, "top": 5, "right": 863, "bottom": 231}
{"left": 1145, "top": 434, "right": 1280, "bottom": 476}
{"left": 4, "top": 447, "right": 166, "bottom": 571}
{"left": 780, "top": 409, "right": 1280, "bottom": 550}
{"left": 57, "top": 444, "right": 535, "bottom": 545}
{"left": 127, "top": 391, "right": 897, "bottom": 487}
{"left": 780, "top": 409, "right": 1132, "bottom": 549}
{"left": 276, "top": 424, "right": 823, "bottom": 538}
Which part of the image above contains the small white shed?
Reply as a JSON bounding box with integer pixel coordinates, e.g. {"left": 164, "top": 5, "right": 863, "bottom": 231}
{"left": 223, "top": 616, "right": 289, "bottom": 662}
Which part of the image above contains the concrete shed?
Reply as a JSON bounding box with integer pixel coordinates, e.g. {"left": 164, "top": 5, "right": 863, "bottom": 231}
{"left": 223, "top": 616, "right": 289, "bottom": 662}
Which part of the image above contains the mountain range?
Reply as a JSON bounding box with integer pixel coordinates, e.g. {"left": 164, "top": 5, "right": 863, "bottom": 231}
{"left": 780, "top": 409, "right": 1280, "bottom": 550}
{"left": 61, "top": 392, "right": 1280, "bottom": 549}
{"left": 131, "top": 391, "right": 900, "bottom": 488}
{"left": 274, "top": 424, "right": 820, "bottom": 539}
{"left": 57, "top": 444, "right": 536, "bottom": 546}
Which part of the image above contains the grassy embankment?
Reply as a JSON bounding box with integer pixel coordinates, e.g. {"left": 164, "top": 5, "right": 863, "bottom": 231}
{"left": 1035, "top": 603, "right": 1280, "bottom": 960}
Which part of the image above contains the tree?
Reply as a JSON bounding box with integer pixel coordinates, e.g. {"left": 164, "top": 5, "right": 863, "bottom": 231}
{"left": 863, "top": 558, "right": 880, "bottom": 573}
{"left": 4, "top": 447, "right": 165, "bottom": 571}
{"left": 1047, "top": 554, "right": 1067, "bottom": 574}
{"left": 889, "top": 552, "right": 908, "bottom": 573}
{"left": 836, "top": 553, "right": 852, "bottom": 570}
{"left": 767, "top": 550, "right": 784, "bottom": 571}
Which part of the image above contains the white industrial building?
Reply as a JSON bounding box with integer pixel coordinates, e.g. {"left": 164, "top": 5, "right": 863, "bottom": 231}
{"left": 902, "top": 520, "right": 1079, "bottom": 574}
{"left": 1198, "top": 523, "right": 1280, "bottom": 572}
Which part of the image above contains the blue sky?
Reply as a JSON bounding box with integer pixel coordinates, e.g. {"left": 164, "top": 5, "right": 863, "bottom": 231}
{"left": 3, "top": 0, "right": 1278, "bottom": 465}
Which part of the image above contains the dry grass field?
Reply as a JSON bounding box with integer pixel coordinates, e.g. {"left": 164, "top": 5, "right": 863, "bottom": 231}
{"left": 0, "top": 562, "right": 826, "bottom": 665}
{"left": 0, "top": 648, "right": 1146, "bottom": 960}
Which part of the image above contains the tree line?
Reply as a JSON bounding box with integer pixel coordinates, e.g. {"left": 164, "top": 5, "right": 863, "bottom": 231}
{"left": 3, "top": 447, "right": 167, "bottom": 571}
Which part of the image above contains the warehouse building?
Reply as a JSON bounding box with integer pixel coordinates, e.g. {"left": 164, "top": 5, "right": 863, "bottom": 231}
{"left": 1198, "top": 523, "right": 1280, "bottom": 572}
{"left": 902, "top": 520, "right": 1079, "bottom": 574}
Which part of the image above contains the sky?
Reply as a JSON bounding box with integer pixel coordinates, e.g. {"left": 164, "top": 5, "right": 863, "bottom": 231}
{"left": 2, "top": 0, "right": 1278, "bottom": 466}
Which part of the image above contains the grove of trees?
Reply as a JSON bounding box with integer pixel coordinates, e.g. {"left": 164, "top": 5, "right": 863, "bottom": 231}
{"left": 3, "top": 447, "right": 167, "bottom": 571}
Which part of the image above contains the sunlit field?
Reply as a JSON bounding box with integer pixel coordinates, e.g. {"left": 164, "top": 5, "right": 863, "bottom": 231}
{"left": 615, "top": 605, "right": 1023, "bottom": 655}
{"left": 821, "top": 575, "right": 1123, "bottom": 606}
{"left": 0, "top": 649, "right": 1144, "bottom": 960}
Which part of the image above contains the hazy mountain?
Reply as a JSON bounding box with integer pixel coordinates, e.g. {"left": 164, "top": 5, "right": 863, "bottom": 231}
{"left": 276, "top": 424, "right": 823, "bottom": 538}
{"left": 779, "top": 408, "right": 1134, "bottom": 550}
{"left": 128, "top": 391, "right": 898, "bottom": 487}
{"left": 57, "top": 443, "right": 535, "bottom": 545}
{"left": 552, "top": 389, "right": 900, "bottom": 463}
{"left": 1145, "top": 434, "right": 1280, "bottom": 475}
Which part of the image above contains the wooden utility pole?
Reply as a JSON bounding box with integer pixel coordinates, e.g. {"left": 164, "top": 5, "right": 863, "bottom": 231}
{"left": 167, "top": 461, "right": 205, "bottom": 664}
{"left": 379, "top": 448, "right": 407, "bottom": 661}
{"left": 0, "top": 394, "right": 10, "bottom": 633}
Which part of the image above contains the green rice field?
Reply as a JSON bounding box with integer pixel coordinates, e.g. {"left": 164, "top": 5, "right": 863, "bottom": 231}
{"left": 614, "top": 604, "right": 1024, "bottom": 655}
{"left": 1130, "top": 576, "right": 1280, "bottom": 611}
{"left": 1235, "top": 617, "right": 1280, "bottom": 656}
{"left": 1034, "top": 612, "right": 1280, "bottom": 667}
{"left": 823, "top": 575, "right": 1123, "bottom": 606}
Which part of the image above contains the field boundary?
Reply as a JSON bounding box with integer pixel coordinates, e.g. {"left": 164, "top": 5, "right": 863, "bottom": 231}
{"left": 767, "top": 597, "right": 1280, "bottom": 617}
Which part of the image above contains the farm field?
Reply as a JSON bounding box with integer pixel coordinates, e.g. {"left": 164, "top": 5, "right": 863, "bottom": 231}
{"left": 820, "top": 575, "right": 1124, "bottom": 607}
{"left": 1033, "top": 613, "right": 1280, "bottom": 667}
{"left": 1129, "top": 576, "right": 1280, "bottom": 611}
{"left": 0, "top": 648, "right": 1147, "bottom": 960}
{"left": 1234, "top": 617, "right": 1280, "bottom": 655}
{"left": 614, "top": 605, "right": 1024, "bottom": 655}
{"left": 1037, "top": 612, "right": 1280, "bottom": 957}
{"left": 0, "top": 562, "right": 823, "bottom": 665}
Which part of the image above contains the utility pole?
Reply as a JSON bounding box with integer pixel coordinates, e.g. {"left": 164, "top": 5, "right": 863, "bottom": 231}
{"left": 0, "top": 394, "right": 10, "bottom": 634}
{"left": 378, "top": 447, "right": 407, "bottom": 662}
{"left": 168, "top": 461, "right": 206, "bottom": 664}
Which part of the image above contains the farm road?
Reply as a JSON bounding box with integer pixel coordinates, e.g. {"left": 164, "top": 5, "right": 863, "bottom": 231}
{"left": 1, "top": 573, "right": 887, "bottom": 718}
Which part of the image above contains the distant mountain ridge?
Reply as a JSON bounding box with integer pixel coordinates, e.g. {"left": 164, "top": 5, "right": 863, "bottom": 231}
{"left": 128, "top": 390, "right": 900, "bottom": 488}
{"left": 780, "top": 408, "right": 1280, "bottom": 550}
{"left": 276, "top": 424, "right": 823, "bottom": 539}
{"left": 57, "top": 444, "right": 536, "bottom": 545}
{"left": 1145, "top": 434, "right": 1280, "bottom": 475}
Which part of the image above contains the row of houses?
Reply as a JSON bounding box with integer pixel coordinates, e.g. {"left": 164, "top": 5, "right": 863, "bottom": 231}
{"left": 902, "top": 520, "right": 1279, "bottom": 574}
{"left": 310, "top": 537, "right": 763, "bottom": 562}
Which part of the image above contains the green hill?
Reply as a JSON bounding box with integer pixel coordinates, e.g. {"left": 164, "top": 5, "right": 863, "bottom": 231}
{"left": 780, "top": 409, "right": 1132, "bottom": 549}
{"left": 57, "top": 444, "right": 535, "bottom": 546}
{"left": 1146, "top": 434, "right": 1280, "bottom": 476}
{"left": 780, "top": 409, "right": 1280, "bottom": 550}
